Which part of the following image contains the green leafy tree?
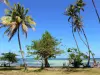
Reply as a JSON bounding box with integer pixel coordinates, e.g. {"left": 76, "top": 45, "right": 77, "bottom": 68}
{"left": 67, "top": 48, "right": 88, "bottom": 68}
{"left": 0, "top": 52, "right": 18, "bottom": 67}
{"left": 0, "top": 3, "right": 36, "bottom": 70}
{"left": 27, "top": 31, "right": 63, "bottom": 68}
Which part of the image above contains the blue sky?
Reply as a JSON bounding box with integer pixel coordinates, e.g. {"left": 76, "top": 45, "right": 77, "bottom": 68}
{"left": 0, "top": 0, "right": 100, "bottom": 58}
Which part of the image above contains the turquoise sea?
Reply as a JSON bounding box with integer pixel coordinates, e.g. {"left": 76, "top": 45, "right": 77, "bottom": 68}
{"left": 1, "top": 58, "right": 100, "bottom": 67}
{"left": 15, "top": 58, "right": 100, "bottom": 67}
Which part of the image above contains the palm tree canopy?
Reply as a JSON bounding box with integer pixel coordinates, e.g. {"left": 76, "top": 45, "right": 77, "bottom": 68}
{"left": 65, "top": 0, "right": 85, "bottom": 32}
{"left": 0, "top": 3, "right": 36, "bottom": 41}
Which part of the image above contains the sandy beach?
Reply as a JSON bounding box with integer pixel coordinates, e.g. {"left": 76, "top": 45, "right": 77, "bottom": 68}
{"left": 0, "top": 68, "right": 100, "bottom": 75}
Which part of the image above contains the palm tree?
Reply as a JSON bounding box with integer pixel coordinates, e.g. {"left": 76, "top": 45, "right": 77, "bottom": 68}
{"left": 0, "top": 3, "right": 36, "bottom": 70}
{"left": 77, "top": 30, "right": 96, "bottom": 66}
{"left": 65, "top": 0, "right": 92, "bottom": 67}
{"left": 81, "top": 28, "right": 91, "bottom": 66}
{"left": 76, "top": 0, "right": 96, "bottom": 66}
{"left": 65, "top": 5, "right": 80, "bottom": 51}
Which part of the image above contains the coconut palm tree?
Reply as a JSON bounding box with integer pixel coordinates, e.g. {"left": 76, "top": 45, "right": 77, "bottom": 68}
{"left": 0, "top": 3, "right": 36, "bottom": 70}
{"left": 76, "top": 0, "right": 96, "bottom": 67}
{"left": 65, "top": 4, "right": 80, "bottom": 51}
{"left": 65, "top": 0, "right": 92, "bottom": 67}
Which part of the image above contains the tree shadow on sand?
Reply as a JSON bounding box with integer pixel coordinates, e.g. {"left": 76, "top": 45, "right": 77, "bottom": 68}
{"left": 0, "top": 67, "right": 22, "bottom": 71}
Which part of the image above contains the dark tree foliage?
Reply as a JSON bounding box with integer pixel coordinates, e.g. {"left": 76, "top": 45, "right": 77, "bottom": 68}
{"left": 0, "top": 52, "right": 18, "bottom": 67}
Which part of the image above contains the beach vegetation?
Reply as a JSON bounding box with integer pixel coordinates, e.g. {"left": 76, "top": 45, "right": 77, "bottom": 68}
{"left": 67, "top": 48, "right": 88, "bottom": 68}
{"left": 27, "top": 31, "right": 64, "bottom": 68}
{"left": 0, "top": 52, "right": 18, "bottom": 67}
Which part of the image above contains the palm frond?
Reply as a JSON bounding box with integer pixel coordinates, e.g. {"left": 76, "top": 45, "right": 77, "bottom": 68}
{"left": 5, "top": 9, "right": 12, "bottom": 17}
{"left": 24, "top": 9, "right": 29, "bottom": 16}
{"left": 68, "top": 17, "right": 71, "bottom": 22}
{"left": 10, "top": 22, "right": 17, "bottom": 32}
{"left": 4, "top": 0, "right": 10, "bottom": 7}
{"left": 22, "top": 22, "right": 28, "bottom": 38}
{"left": 8, "top": 26, "right": 18, "bottom": 41}
{"left": 1, "top": 16, "right": 12, "bottom": 25}
{"left": 25, "top": 16, "right": 36, "bottom": 25}
{"left": 25, "top": 21, "right": 36, "bottom": 31}
{"left": 4, "top": 26, "right": 10, "bottom": 35}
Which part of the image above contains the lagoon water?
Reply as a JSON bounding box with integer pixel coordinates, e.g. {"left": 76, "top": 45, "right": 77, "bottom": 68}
{"left": 1, "top": 58, "right": 100, "bottom": 67}
{"left": 15, "top": 58, "right": 100, "bottom": 67}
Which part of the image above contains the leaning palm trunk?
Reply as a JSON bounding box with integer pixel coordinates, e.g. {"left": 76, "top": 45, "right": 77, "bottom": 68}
{"left": 72, "top": 25, "right": 80, "bottom": 52}
{"left": 77, "top": 30, "right": 87, "bottom": 46}
{"left": 77, "top": 30, "right": 96, "bottom": 67}
{"left": 81, "top": 28, "right": 91, "bottom": 67}
{"left": 18, "top": 27, "right": 27, "bottom": 70}
{"left": 92, "top": 54, "right": 97, "bottom": 67}
{"left": 92, "top": 0, "right": 100, "bottom": 23}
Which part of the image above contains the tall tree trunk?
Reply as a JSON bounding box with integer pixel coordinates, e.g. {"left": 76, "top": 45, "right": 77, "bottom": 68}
{"left": 78, "top": 30, "right": 96, "bottom": 66}
{"left": 92, "top": 0, "right": 100, "bottom": 23}
{"left": 41, "top": 57, "right": 44, "bottom": 69}
{"left": 44, "top": 58, "right": 50, "bottom": 68}
{"left": 18, "top": 27, "right": 27, "bottom": 70}
{"left": 4, "top": 62, "right": 6, "bottom": 67}
{"left": 92, "top": 54, "right": 96, "bottom": 67}
{"left": 77, "top": 30, "right": 87, "bottom": 46}
{"left": 81, "top": 28, "right": 91, "bottom": 67}
{"left": 72, "top": 26, "right": 80, "bottom": 52}
{"left": 9, "top": 62, "right": 10, "bottom": 67}
{"left": 78, "top": 9, "right": 96, "bottom": 67}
